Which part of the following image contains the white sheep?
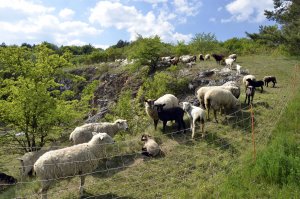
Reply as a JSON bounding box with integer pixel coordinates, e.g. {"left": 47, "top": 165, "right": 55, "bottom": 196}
{"left": 204, "top": 88, "right": 241, "bottom": 122}
{"left": 196, "top": 85, "right": 240, "bottom": 109}
{"left": 17, "top": 146, "right": 56, "bottom": 177}
{"left": 141, "top": 134, "right": 161, "bottom": 157}
{"left": 182, "top": 102, "right": 206, "bottom": 139}
{"left": 242, "top": 75, "right": 256, "bottom": 89}
{"left": 34, "top": 133, "right": 114, "bottom": 199}
{"left": 228, "top": 54, "right": 237, "bottom": 61}
{"left": 225, "top": 58, "right": 235, "bottom": 69}
{"left": 236, "top": 64, "right": 242, "bottom": 76}
{"left": 69, "top": 119, "right": 128, "bottom": 145}
{"left": 204, "top": 54, "right": 210, "bottom": 60}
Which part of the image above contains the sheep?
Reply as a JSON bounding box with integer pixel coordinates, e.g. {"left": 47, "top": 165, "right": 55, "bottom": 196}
{"left": 212, "top": 54, "right": 224, "bottom": 64}
{"left": 34, "top": 133, "right": 114, "bottom": 199}
{"left": 242, "top": 75, "right": 256, "bottom": 89}
{"left": 154, "top": 104, "right": 186, "bottom": 133}
{"left": 196, "top": 85, "right": 240, "bottom": 109}
{"left": 204, "top": 54, "right": 210, "bottom": 61}
{"left": 263, "top": 76, "right": 277, "bottom": 87}
{"left": 246, "top": 79, "right": 264, "bottom": 93}
{"left": 236, "top": 64, "right": 242, "bottom": 76}
{"left": 141, "top": 134, "right": 161, "bottom": 157}
{"left": 17, "top": 145, "right": 57, "bottom": 177}
{"left": 228, "top": 54, "right": 237, "bottom": 61}
{"left": 145, "top": 94, "right": 179, "bottom": 130}
{"left": 199, "top": 54, "right": 204, "bottom": 61}
{"left": 204, "top": 88, "right": 241, "bottom": 123}
{"left": 69, "top": 119, "right": 128, "bottom": 145}
{"left": 182, "top": 102, "right": 206, "bottom": 139}
{"left": 170, "top": 56, "right": 179, "bottom": 65}
{"left": 179, "top": 55, "right": 196, "bottom": 63}
{"left": 245, "top": 86, "right": 255, "bottom": 105}
{"left": 225, "top": 58, "right": 235, "bottom": 69}
{"left": 186, "top": 61, "right": 196, "bottom": 68}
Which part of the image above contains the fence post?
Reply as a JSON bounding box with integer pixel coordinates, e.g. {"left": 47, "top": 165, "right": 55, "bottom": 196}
{"left": 250, "top": 104, "right": 256, "bottom": 162}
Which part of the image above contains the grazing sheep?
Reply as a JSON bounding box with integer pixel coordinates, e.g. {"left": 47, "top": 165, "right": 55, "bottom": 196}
{"left": 34, "top": 133, "right": 114, "bottom": 199}
{"left": 17, "top": 145, "right": 57, "bottom": 177}
{"left": 196, "top": 85, "right": 240, "bottom": 109}
{"left": 179, "top": 55, "right": 196, "bottom": 63}
{"left": 236, "top": 64, "right": 242, "bottom": 76}
{"left": 212, "top": 54, "right": 224, "bottom": 64}
{"left": 186, "top": 61, "right": 196, "bottom": 68}
{"left": 246, "top": 79, "right": 264, "bottom": 93}
{"left": 182, "top": 102, "right": 206, "bottom": 139}
{"left": 225, "top": 58, "right": 235, "bottom": 69}
{"left": 204, "top": 54, "right": 210, "bottom": 61}
{"left": 228, "top": 54, "right": 237, "bottom": 61}
{"left": 199, "top": 54, "right": 204, "bottom": 61}
{"left": 242, "top": 75, "right": 256, "bottom": 89}
{"left": 204, "top": 88, "right": 241, "bottom": 122}
{"left": 141, "top": 134, "right": 161, "bottom": 157}
{"left": 263, "top": 76, "right": 277, "bottom": 87}
{"left": 245, "top": 86, "right": 255, "bottom": 105}
{"left": 145, "top": 94, "right": 179, "bottom": 130}
{"left": 154, "top": 104, "right": 186, "bottom": 133}
{"left": 170, "top": 56, "right": 179, "bottom": 65}
{"left": 69, "top": 119, "right": 128, "bottom": 145}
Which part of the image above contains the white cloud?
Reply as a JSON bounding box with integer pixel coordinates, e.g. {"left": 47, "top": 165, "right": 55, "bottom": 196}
{"left": 89, "top": 1, "right": 191, "bottom": 43}
{"left": 173, "top": 0, "right": 202, "bottom": 16}
{"left": 59, "top": 8, "right": 75, "bottom": 20}
{"left": 0, "top": 0, "right": 55, "bottom": 15}
{"left": 209, "top": 17, "right": 216, "bottom": 22}
{"left": 223, "top": 0, "right": 273, "bottom": 22}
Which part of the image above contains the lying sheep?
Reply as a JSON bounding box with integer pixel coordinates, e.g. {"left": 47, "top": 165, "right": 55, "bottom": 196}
{"left": 154, "top": 104, "right": 186, "bottom": 133}
{"left": 145, "top": 94, "right": 179, "bottom": 130}
{"left": 34, "top": 133, "right": 114, "bottom": 199}
{"left": 243, "top": 75, "right": 256, "bottom": 89}
{"left": 141, "top": 134, "right": 161, "bottom": 157}
{"left": 204, "top": 88, "right": 241, "bottom": 122}
{"left": 245, "top": 86, "right": 255, "bottom": 105}
{"left": 263, "top": 76, "right": 277, "bottom": 87}
{"left": 17, "top": 145, "right": 57, "bottom": 177}
{"left": 69, "top": 119, "right": 128, "bottom": 144}
{"left": 196, "top": 85, "right": 240, "bottom": 109}
{"left": 182, "top": 102, "right": 206, "bottom": 139}
{"left": 225, "top": 58, "right": 235, "bottom": 69}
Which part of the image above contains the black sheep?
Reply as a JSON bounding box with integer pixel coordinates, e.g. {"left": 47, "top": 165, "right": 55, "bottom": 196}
{"left": 245, "top": 86, "right": 255, "bottom": 105}
{"left": 154, "top": 104, "right": 186, "bottom": 133}
{"left": 199, "top": 54, "right": 204, "bottom": 61}
{"left": 263, "top": 76, "right": 277, "bottom": 87}
{"left": 212, "top": 54, "right": 224, "bottom": 65}
{"left": 246, "top": 79, "right": 264, "bottom": 93}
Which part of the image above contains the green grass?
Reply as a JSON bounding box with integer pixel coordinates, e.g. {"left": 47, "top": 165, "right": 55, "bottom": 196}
{"left": 0, "top": 55, "right": 299, "bottom": 199}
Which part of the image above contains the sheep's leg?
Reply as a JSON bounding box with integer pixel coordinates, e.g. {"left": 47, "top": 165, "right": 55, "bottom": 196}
{"left": 207, "top": 108, "right": 210, "bottom": 121}
{"left": 162, "top": 121, "right": 167, "bottom": 132}
{"left": 79, "top": 175, "right": 86, "bottom": 197}
{"left": 214, "top": 110, "right": 218, "bottom": 123}
{"left": 201, "top": 119, "right": 205, "bottom": 138}
{"left": 261, "top": 86, "right": 263, "bottom": 93}
{"left": 154, "top": 119, "right": 159, "bottom": 130}
{"left": 191, "top": 120, "right": 195, "bottom": 139}
{"left": 182, "top": 119, "right": 186, "bottom": 133}
{"left": 244, "top": 95, "right": 247, "bottom": 104}
{"left": 40, "top": 181, "right": 51, "bottom": 199}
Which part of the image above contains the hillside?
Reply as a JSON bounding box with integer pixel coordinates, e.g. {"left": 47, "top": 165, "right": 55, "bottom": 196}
{"left": 0, "top": 55, "right": 299, "bottom": 199}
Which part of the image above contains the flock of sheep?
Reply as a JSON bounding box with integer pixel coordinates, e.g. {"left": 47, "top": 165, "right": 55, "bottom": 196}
{"left": 17, "top": 53, "right": 278, "bottom": 199}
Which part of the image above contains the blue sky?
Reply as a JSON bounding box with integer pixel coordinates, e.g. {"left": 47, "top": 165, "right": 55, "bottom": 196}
{"left": 0, "top": 0, "right": 275, "bottom": 49}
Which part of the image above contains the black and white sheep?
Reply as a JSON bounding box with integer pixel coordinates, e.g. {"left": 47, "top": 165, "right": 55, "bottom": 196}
{"left": 242, "top": 75, "right": 256, "bottom": 89}
{"left": 204, "top": 88, "right": 241, "bottom": 122}
{"left": 69, "top": 119, "right": 128, "bottom": 144}
{"left": 245, "top": 86, "right": 255, "bottom": 105}
{"left": 34, "top": 133, "right": 114, "bottom": 199}
{"left": 141, "top": 134, "right": 161, "bottom": 157}
{"left": 263, "top": 76, "right": 277, "bottom": 87}
{"left": 154, "top": 104, "right": 186, "bottom": 133}
{"left": 246, "top": 79, "right": 264, "bottom": 93}
{"left": 228, "top": 54, "right": 237, "bottom": 61}
{"left": 199, "top": 54, "right": 204, "bottom": 61}
{"left": 204, "top": 54, "right": 210, "bottom": 61}
{"left": 182, "top": 102, "right": 206, "bottom": 139}
{"left": 145, "top": 94, "right": 179, "bottom": 130}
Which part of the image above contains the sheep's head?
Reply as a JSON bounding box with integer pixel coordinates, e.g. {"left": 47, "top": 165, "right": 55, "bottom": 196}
{"left": 92, "top": 133, "right": 114, "bottom": 144}
{"left": 141, "top": 134, "right": 151, "bottom": 141}
{"left": 154, "top": 104, "right": 166, "bottom": 112}
{"left": 182, "top": 102, "right": 191, "bottom": 112}
{"left": 144, "top": 99, "right": 155, "bottom": 109}
{"left": 115, "top": 119, "right": 129, "bottom": 131}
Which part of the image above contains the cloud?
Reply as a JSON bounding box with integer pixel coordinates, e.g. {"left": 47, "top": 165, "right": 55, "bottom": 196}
{"left": 89, "top": 1, "right": 192, "bottom": 43}
{"left": 0, "top": 0, "right": 55, "bottom": 15}
{"left": 59, "top": 8, "right": 75, "bottom": 20}
{"left": 223, "top": 0, "right": 273, "bottom": 22}
{"left": 209, "top": 17, "right": 216, "bottom": 22}
{"left": 173, "top": 0, "right": 202, "bottom": 17}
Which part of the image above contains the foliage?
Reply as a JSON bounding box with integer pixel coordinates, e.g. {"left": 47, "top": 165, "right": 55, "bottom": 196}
{"left": 190, "top": 32, "right": 219, "bottom": 53}
{"left": 0, "top": 45, "right": 84, "bottom": 151}
{"left": 174, "top": 41, "right": 190, "bottom": 56}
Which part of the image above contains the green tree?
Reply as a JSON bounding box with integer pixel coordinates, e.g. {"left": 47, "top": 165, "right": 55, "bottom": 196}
{"left": 174, "top": 41, "right": 190, "bottom": 56}
{"left": 0, "top": 45, "right": 83, "bottom": 151}
{"left": 190, "top": 32, "right": 219, "bottom": 53}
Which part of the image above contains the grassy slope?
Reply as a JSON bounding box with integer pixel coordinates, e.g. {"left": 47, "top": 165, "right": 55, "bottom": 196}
{"left": 1, "top": 55, "right": 299, "bottom": 199}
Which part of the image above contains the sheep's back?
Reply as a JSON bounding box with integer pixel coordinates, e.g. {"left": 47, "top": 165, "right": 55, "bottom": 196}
{"left": 205, "top": 88, "right": 238, "bottom": 110}
{"left": 154, "top": 94, "right": 179, "bottom": 109}
{"left": 144, "top": 139, "right": 160, "bottom": 156}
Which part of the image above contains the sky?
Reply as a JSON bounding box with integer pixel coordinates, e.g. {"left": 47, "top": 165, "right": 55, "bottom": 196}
{"left": 0, "top": 0, "right": 276, "bottom": 49}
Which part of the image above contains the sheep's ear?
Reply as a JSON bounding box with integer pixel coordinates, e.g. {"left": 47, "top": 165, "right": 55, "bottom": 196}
{"left": 16, "top": 158, "right": 23, "bottom": 162}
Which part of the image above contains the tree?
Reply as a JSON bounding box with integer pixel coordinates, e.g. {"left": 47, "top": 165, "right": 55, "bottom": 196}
{"left": 129, "top": 35, "right": 164, "bottom": 74}
{"left": 189, "top": 32, "right": 219, "bottom": 53}
{"left": 0, "top": 44, "right": 83, "bottom": 151}
{"left": 174, "top": 41, "right": 190, "bottom": 56}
